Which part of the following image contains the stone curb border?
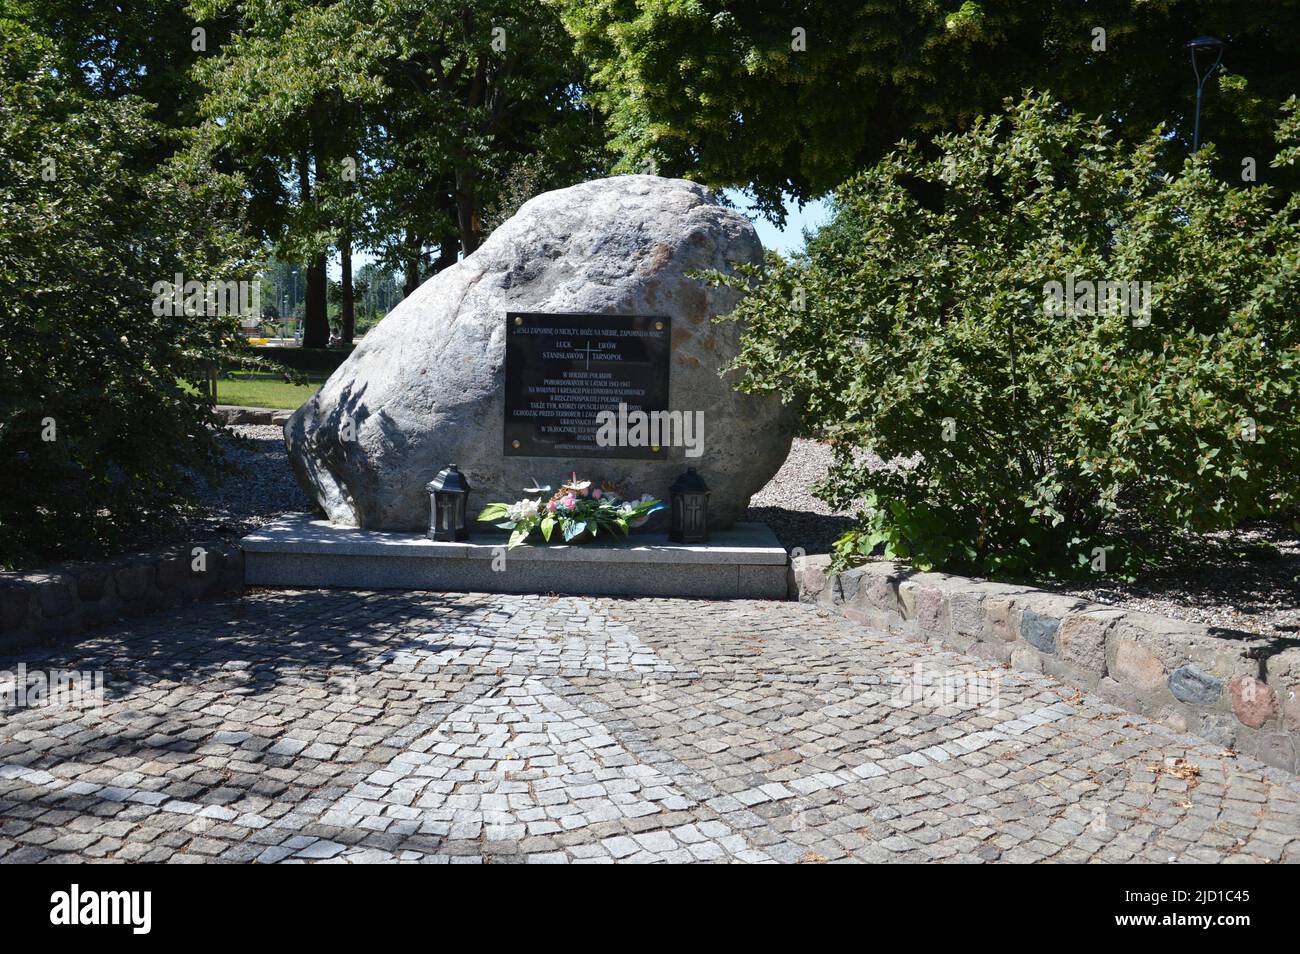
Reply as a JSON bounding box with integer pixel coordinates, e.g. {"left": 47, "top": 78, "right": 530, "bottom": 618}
{"left": 214, "top": 404, "right": 294, "bottom": 426}
{"left": 793, "top": 556, "right": 1300, "bottom": 775}
{"left": 0, "top": 541, "right": 244, "bottom": 654}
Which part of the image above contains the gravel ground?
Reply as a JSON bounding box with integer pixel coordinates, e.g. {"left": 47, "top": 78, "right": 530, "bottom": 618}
{"left": 744, "top": 437, "right": 855, "bottom": 554}
{"left": 115, "top": 424, "right": 314, "bottom": 552}
{"left": 157, "top": 428, "right": 1300, "bottom": 640}
{"left": 190, "top": 424, "right": 316, "bottom": 537}
{"left": 1042, "top": 526, "right": 1300, "bottom": 639}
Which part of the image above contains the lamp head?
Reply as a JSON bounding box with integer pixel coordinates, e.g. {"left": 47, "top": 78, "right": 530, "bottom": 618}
{"left": 1184, "top": 35, "right": 1225, "bottom": 53}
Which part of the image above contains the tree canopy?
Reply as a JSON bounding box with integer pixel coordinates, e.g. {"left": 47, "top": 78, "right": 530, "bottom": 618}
{"left": 561, "top": 0, "right": 1300, "bottom": 220}
{"left": 193, "top": 0, "right": 608, "bottom": 344}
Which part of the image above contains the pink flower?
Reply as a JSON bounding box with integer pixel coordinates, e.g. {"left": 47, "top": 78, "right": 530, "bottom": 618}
{"left": 547, "top": 499, "right": 557, "bottom": 512}
{"left": 562, "top": 494, "right": 577, "bottom": 510}
{"left": 591, "top": 488, "right": 602, "bottom": 500}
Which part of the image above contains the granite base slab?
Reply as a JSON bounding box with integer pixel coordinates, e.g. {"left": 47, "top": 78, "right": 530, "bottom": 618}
{"left": 241, "top": 514, "right": 790, "bottom": 599}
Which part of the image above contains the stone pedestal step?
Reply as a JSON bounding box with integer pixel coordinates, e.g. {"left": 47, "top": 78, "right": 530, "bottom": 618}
{"left": 241, "top": 513, "right": 790, "bottom": 599}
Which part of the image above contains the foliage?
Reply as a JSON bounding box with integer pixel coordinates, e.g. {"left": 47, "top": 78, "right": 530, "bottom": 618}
{"left": 478, "top": 474, "right": 665, "bottom": 549}
{"left": 351, "top": 261, "right": 404, "bottom": 329}
{"left": 481, "top": 153, "right": 553, "bottom": 235}
{"left": 0, "top": 23, "right": 256, "bottom": 567}
{"left": 561, "top": 0, "right": 1300, "bottom": 219}
{"left": 20, "top": 0, "right": 238, "bottom": 134}
{"left": 193, "top": 0, "right": 608, "bottom": 328}
{"left": 710, "top": 94, "right": 1300, "bottom": 579}
{"left": 355, "top": 0, "right": 608, "bottom": 260}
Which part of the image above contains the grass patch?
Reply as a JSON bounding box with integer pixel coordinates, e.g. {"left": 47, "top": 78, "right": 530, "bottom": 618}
{"left": 216, "top": 371, "right": 327, "bottom": 410}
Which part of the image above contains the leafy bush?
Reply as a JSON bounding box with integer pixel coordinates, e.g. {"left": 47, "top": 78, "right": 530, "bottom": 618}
{"left": 713, "top": 94, "right": 1300, "bottom": 579}
{"left": 0, "top": 26, "right": 255, "bottom": 568}
{"left": 248, "top": 346, "right": 353, "bottom": 374}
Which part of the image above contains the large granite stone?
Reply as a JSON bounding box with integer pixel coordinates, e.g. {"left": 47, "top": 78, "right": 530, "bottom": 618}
{"left": 286, "top": 175, "right": 795, "bottom": 531}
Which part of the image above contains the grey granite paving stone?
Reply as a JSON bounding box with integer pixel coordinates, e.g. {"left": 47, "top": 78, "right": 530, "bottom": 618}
{"left": 0, "top": 588, "right": 1297, "bottom": 863}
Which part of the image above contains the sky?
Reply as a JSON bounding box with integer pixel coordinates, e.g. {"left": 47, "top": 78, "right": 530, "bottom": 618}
{"left": 724, "top": 190, "right": 832, "bottom": 257}
{"left": 327, "top": 189, "right": 831, "bottom": 280}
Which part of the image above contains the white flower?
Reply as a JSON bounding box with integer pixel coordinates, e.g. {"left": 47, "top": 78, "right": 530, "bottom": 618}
{"left": 620, "top": 494, "right": 658, "bottom": 528}
{"left": 506, "top": 498, "right": 542, "bottom": 522}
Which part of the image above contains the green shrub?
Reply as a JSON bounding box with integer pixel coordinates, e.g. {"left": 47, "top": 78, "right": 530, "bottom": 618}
{"left": 0, "top": 27, "right": 255, "bottom": 568}
{"left": 248, "top": 346, "right": 353, "bottom": 374}
{"left": 713, "top": 94, "right": 1300, "bottom": 579}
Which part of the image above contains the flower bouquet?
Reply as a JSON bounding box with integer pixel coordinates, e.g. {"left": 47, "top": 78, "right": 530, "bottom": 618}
{"left": 477, "top": 473, "right": 666, "bottom": 549}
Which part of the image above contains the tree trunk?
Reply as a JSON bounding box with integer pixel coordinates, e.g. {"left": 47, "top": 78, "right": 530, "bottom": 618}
{"left": 435, "top": 229, "right": 458, "bottom": 272}
{"left": 455, "top": 43, "right": 486, "bottom": 257}
{"left": 297, "top": 151, "right": 329, "bottom": 348}
{"left": 303, "top": 252, "right": 328, "bottom": 348}
{"left": 433, "top": 189, "right": 459, "bottom": 273}
{"left": 454, "top": 167, "right": 479, "bottom": 257}
{"left": 402, "top": 229, "right": 421, "bottom": 297}
{"left": 340, "top": 235, "right": 354, "bottom": 344}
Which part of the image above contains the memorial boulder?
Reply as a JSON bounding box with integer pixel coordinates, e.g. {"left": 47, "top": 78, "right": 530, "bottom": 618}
{"left": 284, "top": 175, "right": 795, "bottom": 532}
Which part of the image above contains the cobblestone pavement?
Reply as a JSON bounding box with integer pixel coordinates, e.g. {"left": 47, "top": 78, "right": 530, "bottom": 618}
{"left": 2, "top": 590, "right": 1298, "bottom": 864}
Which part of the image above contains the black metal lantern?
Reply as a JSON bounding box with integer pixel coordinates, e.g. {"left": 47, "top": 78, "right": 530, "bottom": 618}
{"left": 669, "top": 467, "right": 710, "bottom": 543}
{"left": 426, "top": 464, "right": 471, "bottom": 541}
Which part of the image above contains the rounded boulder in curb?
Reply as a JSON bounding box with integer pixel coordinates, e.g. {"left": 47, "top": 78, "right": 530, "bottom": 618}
{"left": 1230, "top": 675, "right": 1279, "bottom": 729}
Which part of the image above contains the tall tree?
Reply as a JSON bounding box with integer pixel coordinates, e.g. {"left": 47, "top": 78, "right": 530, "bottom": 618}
{"left": 359, "top": 0, "right": 608, "bottom": 289}
{"left": 193, "top": 0, "right": 387, "bottom": 346}
{"left": 195, "top": 0, "right": 607, "bottom": 326}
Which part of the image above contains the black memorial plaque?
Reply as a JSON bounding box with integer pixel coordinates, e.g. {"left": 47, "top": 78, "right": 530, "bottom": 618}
{"left": 504, "top": 312, "right": 671, "bottom": 459}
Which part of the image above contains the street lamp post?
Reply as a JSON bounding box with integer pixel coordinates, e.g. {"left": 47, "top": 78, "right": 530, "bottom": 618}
{"left": 1184, "top": 36, "right": 1225, "bottom": 153}
{"left": 290, "top": 268, "right": 300, "bottom": 341}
